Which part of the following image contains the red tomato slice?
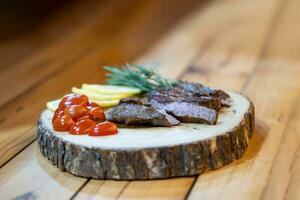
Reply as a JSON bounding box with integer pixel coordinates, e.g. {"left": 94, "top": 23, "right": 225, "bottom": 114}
{"left": 58, "top": 94, "right": 88, "bottom": 109}
{"left": 87, "top": 102, "right": 101, "bottom": 110}
{"left": 53, "top": 115, "right": 75, "bottom": 132}
{"left": 69, "top": 119, "right": 96, "bottom": 135}
{"left": 52, "top": 109, "right": 64, "bottom": 123}
{"left": 88, "top": 121, "right": 118, "bottom": 136}
{"left": 89, "top": 107, "right": 105, "bottom": 121}
{"left": 75, "top": 114, "right": 93, "bottom": 121}
{"left": 64, "top": 105, "right": 88, "bottom": 120}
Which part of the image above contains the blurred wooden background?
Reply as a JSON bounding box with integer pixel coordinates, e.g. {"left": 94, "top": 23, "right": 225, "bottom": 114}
{"left": 0, "top": 0, "right": 299, "bottom": 199}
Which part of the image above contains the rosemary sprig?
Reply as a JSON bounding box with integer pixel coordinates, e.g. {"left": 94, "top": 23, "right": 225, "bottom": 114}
{"left": 104, "top": 64, "right": 178, "bottom": 92}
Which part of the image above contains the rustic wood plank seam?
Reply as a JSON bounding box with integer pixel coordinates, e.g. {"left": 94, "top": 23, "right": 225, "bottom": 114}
{"left": 177, "top": 23, "right": 235, "bottom": 80}
{"left": 283, "top": 145, "right": 299, "bottom": 200}
{"left": 259, "top": 94, "right": 300, "bottom": 200}
{"left": 0, "top": 50, "right": 34, "bottom": 71}
{"left": 288, "top": 145, "right": 299, "bottom": 172}
{"left": 181, "top": 45, "right": 237, "bottom": 79}
{"left": 241, "top": 0, "right": 287, "bottom": 92}
{"left": 115, "top": 182, "right": 130, "bottom": 200}
{"left": 183, "top": 177, "right": 198, "bottom": 200}
{"left": 215, "top": 46, "right": 237, "bottom": 69}
{"left": 0, "top": 133, "right": 35, "bottom": 169}
{"left": 69, "top": 178, "right": 91, "bottom": 200}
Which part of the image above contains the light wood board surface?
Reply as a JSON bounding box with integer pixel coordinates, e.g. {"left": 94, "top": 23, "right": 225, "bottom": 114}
{"left": 0, "top": 0, "right": 299, "bottom": 199}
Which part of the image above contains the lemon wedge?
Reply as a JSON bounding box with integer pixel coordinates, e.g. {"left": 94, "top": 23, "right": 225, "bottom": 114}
{"left": 46, "top": 99, "right": 60, "bottom": 112}
{"left": 91, "top": 99, "right": 120, "bottom": 107}
{"left": 82, "top": 84, "right": 141, "bottom": 95}
{"left": 72, "top": 87, "right": 128, "bottom": 100}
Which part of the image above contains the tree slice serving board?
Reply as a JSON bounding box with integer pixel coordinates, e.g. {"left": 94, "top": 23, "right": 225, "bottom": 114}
{"left": 37, "top": 91, "right": 255, "bottom": 180}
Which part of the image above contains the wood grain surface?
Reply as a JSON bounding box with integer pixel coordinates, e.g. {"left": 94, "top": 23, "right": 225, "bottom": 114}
{"left": 0, "top": 0, "right": 299, "bottom": 199}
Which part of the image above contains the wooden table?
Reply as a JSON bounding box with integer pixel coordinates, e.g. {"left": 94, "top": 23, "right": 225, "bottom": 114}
{"left": 0, "top": 0, "right": 299, "bottom": 199}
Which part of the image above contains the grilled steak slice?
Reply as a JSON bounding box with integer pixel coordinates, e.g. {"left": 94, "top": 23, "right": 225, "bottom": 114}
{"left": 150, "top": 100, "right": 218, "bottom": 125}
{"left": 119, "top": 98, "right": 143, "bottom": 105}
{"left": 156, "top": 109, "right": 180, "bottom": 126}
{"left": 105, "top": 103, "right": 179, "bottom": 127}
{"left": 147, "top": 87, "right": 222, "bottom": 110}
{"left": 178, "top": 82, "right": 231, "bottom": 107}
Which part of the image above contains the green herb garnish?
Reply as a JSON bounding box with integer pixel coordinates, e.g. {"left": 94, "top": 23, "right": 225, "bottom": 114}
{"left": 104, "top": 64, "right": 178, "bottom": 92}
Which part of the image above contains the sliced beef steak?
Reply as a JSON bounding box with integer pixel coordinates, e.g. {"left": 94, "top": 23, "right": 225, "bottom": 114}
{"left": 147, "top": 82, "right": 231, "bottom": 110}
{"left": 150, "top": 100, "right": 218, "bottom": 125}
{"left": 119, "top": 98, "right": 143, "bottom": 105}
{"left": 105, "top": 103, "right": 179, "bottom": 127}
{"left": 147, "top": 87, "right": 222, "bottom": 110}
{"left": 178, "top": 82, "right": 231, "bottom": 107}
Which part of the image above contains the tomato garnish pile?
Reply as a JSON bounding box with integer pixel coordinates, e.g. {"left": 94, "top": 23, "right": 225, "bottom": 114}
{"left": 52, "top": 94, "right": 118, "bottom": 136}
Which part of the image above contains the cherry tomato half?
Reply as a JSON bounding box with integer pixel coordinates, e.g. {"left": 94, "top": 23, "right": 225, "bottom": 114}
{"left": 53, "top": 115, "right": 75, "bottom": 132}
{"left": 64, "top": 105, "right": 88, "bottom": 120}
{"left": 58, "top": 94, "right": 88, "bottom": 109}
{"left": 89, "top": 107, "right": 105, "bottom": 121}
{"left": 75, "top": 114, "right": 93, "bottom": 121}
{"left": 69, "top": 119, "right": 96, "bottom": 135}
{"left": 86, "top": 102, "right": 101, "bottom": 110}
{"left": 52, "top": 109, "right": 64, "bottom": 123}
{"left": 88, "top": 121, "right": 118, "bottom": 136}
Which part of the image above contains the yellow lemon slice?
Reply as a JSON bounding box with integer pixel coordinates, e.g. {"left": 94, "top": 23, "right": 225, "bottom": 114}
{"left": 72, "top": 87, "right": 128, "bottom": 100}
{"left": 91, "top": 99, "right": 120, "bottom": 107}
{"left": 82, "top": 84, "right": 141, "bottom": 95}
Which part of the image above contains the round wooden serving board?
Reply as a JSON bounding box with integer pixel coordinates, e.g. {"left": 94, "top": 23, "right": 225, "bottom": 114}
{"left": 37, "top": 91, "right": 255, "bottom": 180}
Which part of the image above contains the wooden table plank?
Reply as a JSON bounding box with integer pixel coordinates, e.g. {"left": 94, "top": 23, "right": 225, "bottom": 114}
{"left": 0, "top": 0, "right": 110, "bottom": 70}
{"left": 74, "top": 0, "right": 282, "bottom": 199}
{"left": 0, "top": 0, "right": 123, "bottom": 104}
{"left": 283, "top": 134, "right": 300, "bottom": 200}
{"left": 188, "top": 0, "right": 300, "bottom": 199}
{"left": 0, "top": 0, "right": 202, "bottom": 108}
{"left": 0, "top": 142, "right": 86, "bottom": 200}
{"left": 73, "top": 180, "right": 128, "bottom": 200}
{"left": 0, "top": 0, "right": 202, "bottom": 167}
{"left": 260, "top": 93, "right": 300, "bottom": 200}
{"left": 188, "top": 64, "right": 300, "bottom": 200}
